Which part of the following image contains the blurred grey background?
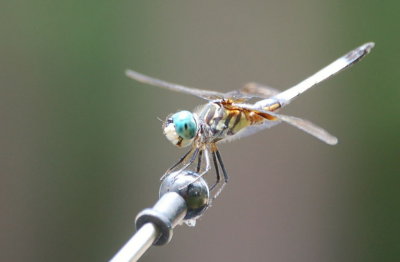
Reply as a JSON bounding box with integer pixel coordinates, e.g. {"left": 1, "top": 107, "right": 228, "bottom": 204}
{"left": 1, "top": 1, "right": 399, "bottom": 261}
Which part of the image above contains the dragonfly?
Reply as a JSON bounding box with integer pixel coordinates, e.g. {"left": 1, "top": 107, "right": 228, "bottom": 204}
{"left": 126, "top": 42, "right": 374, "bottom": 197}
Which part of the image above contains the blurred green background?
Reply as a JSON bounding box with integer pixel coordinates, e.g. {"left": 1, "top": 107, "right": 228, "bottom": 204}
{"left": 1, "top": 1, "right": 399, "bottom": 261}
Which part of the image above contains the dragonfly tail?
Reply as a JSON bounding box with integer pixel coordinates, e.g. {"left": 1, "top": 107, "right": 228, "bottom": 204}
{"left": 255, "top": 42, "right": 374, "bottom": 109}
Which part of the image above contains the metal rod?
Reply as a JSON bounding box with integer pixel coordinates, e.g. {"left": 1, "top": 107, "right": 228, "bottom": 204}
{"left": 110, "top": 223, "right": 159, "bottom": 262}
{"left": 109, "top": 171, "right": 210, "bottom": 262}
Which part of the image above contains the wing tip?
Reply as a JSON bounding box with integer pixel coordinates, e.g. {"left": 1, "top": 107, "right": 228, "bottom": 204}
{"left": 361, "top": 42, "right": 375, "bottom": 53}
{"left": 327, "top": 137, "right": 338, "bottom": 146}
{"left": 344, "top": 42, "right": 375, "bottom": 64}
{"left": 125, "top": 69, "right": 152, "bottom": 84}
{"left": 125, "top": 68, "right": 137, "bottom": 79}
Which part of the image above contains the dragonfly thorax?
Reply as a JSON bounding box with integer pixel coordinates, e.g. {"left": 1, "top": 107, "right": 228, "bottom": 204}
{"left": 163, "top": 110, "right": 199, "bottom": 147}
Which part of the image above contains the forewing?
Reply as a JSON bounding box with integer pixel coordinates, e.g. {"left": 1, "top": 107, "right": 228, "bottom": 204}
{"left": 126, "top": 69, "right": 226, "bottom": 100}
{"left": 126, "top": 69, "right": 273, "bottom": 102}
{"left": 217, "top": 82, "right": 281, "bottom": 103}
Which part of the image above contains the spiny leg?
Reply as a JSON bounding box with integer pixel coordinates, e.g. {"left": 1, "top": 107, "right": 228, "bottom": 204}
{"left": 178, "top": 148, "right": 211, "bottom": 190}
{"left": 192, "top": 149, "right": 211, "bottom": 180}
{"left": 180, "top": 147, "right": 200, "bottom": 171}
{"left": 173, "top": 147, "right": 200, "bottom": 177}
{"left": 213, "top": 149, "right": 228, "bottom": 199}
{"left": 196, "top": 150, "right": 203, "bottom": 173}
{"left": 215, "top": 150, "right": 228, "bottom": 183}
{"left": 167, "top": 149, "right": 192, "bottom": 172}
{"left": 161, "top": 147, "right": 199, "bottom": 180}
{"left": 209, "top": 151, "right": 221, "bottom": 191}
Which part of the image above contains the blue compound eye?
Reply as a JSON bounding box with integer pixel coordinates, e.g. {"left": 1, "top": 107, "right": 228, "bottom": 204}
{"left": 171, "top": 111, "right": 197, "bottom": 140}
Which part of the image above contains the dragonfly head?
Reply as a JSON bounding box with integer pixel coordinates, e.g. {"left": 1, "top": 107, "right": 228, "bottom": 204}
{"left": 163, "top": 110, "right": 198, "bottom": 148}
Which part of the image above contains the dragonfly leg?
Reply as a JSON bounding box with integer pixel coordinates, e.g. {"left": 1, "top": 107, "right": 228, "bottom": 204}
{"left": 216, "top": 150, "right": 228, "bottom": 183}
{"left": 190, "top": 149, "right": 211, "bottom": 180}
{"left": 177, "top": 148, "right": 211, "bottom": 190}
{"left": 201, "top": 149, "right": 210, "bottom": 175}
{"left": 212, "top": 149, "right": 228, "bottom": 199}
{"left": 196, "top": 150, "right": 203, "bottom": 173}
{"left": 166, "top": 149, "right": 191, "bottom": 171}
{"left": 209, "top": 151, "right": 221, "bottom": 191}
{"left": 162, "top": 147, "right": 199, "bottom": 180}
{"left": 179, "top": 147, "right": 200, "bottom": 172}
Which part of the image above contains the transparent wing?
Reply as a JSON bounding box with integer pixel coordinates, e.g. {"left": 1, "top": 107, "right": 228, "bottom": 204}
{"left": 222, "top": 119, "right": 281, "bottom": 143}
{"left": 126, "top": 69, "right": 226, "bottom": 100}
{"left": 126, "top": 69, "right": 267, "bottom": 102}
{"left": 268, "top": 111, "right": 338, "bottom": 145}
{"left": 228, "top": 105, "right": 338, "bottom": 145}
{"left": 241, "top": 82, "right": 281, "bottom": 98}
